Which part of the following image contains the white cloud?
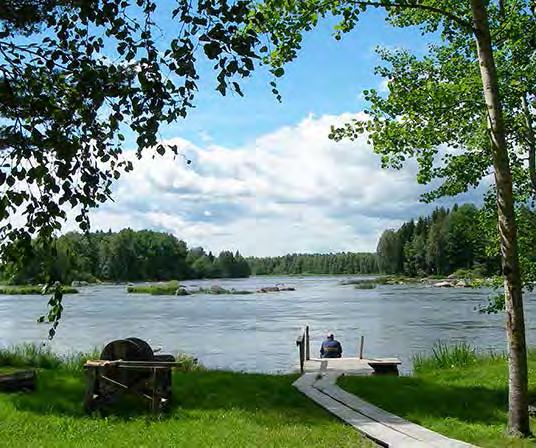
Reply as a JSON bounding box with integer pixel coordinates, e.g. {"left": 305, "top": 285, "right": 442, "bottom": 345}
{"left": 80, "top": 112, "right": 483, "bottom": 256}
{"left": 378, "top": 79, "right": 390, "bottom": 94}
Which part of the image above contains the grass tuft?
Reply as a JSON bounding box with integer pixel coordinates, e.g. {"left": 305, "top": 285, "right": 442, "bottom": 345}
{"left": 0, "top": 285, "right": 78, "bottom": 295}
{"left": 0, "top": 344, "right": 99, "bottom": 371}
{"left": 127, "top": 280, "right": 183, "bottom": 295}
{"left": 413, "top": 342, "right": 479, "bottom": 371}
{"left": 0, "top": 343, "right": 202, "bottom": 373}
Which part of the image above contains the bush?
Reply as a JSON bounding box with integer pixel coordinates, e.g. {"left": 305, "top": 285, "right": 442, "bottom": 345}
{"left": 451, "top": 267, "right": 485, "bottom": 279}
{"left": 127, "top": 280, "right": 182, "bottom": 295}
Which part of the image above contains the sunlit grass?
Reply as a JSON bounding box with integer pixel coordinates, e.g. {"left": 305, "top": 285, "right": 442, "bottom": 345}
{"left": 339, "top": 346, "right": 536, "bottom": 447}
{"left": 0, "top": 345, "right": 373, "bottom": 447}
{"left": 412, "top": 341, "right": 481, "bottom": 371}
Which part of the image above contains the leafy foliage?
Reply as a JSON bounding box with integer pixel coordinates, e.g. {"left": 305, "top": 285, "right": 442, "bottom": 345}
{"left": 376, "top": 203, "right": 503, "bottom": 277}
{"left": 248, "top": 252, "right": 378, "bottom": 275}
{"left": 0, "top": 229, "right": 251, "bottom": 284}
{"left": 1, "top": 0, "right": 263, "bottom": 248}
{"left": 0, "top": 0, "right": 268, "bottom": 336}
{"left": 253, "top": 1, "right": 535, "bottom": 203}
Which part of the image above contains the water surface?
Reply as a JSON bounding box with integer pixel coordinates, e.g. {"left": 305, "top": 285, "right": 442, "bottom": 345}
{"left": 0, "top": 276, "right": 534, "bottom": 373}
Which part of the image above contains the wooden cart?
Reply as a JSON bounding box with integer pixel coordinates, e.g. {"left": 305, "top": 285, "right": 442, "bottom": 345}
{"left": 83, "top": 338, "right": 184, "bottom": 414}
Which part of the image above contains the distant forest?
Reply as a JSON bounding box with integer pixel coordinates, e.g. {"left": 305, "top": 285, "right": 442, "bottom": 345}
{"left": 248, "top": 253, "right": 379, "bottom": 275}
{"left": 376, "top": 203, "right": 535, "bottom": 277}
{"left": 3, "top": 203, "right": 533, "bottom": 285}
{"left": 1, "top": 229, "right": 250, "bottom": 284}
{"left": 249, "top": 203, "right": 536, "bottom": 277}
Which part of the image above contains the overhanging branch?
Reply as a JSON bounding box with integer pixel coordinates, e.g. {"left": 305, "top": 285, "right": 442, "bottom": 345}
{"left": 347, "top": 1, "right": 474, "bottom": 33}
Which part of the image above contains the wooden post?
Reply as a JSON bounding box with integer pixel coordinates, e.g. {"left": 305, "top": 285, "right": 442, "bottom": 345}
{"left": 305, "top": 325, "right": 310, "bottom": 361}
{"left": 299, "top": 339, "right": 304, "bottom": 374}
{"left": 296, "top": 331, "right": 305, "bottom": 374}
{"left": 83, "top": 366, "right": 97, "bottom": 413}
{"left": 359, "top": 335, "right": 364, "bottom": 360}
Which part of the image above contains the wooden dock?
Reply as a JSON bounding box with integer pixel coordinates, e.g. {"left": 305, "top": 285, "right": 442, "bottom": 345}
{"left": 293, "top": 362, "right": 478, "bottom": 447}
{"left": 294, "top": 328, "right": 478, "bottom": 447}
{"left": 300, "top": 357, "right": 401, "bottom": 375}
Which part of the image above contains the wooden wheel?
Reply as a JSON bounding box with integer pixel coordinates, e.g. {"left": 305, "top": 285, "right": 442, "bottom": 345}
{"left": 125, "top": 337, "right": 154, "bottom": 357}
{"left": 100, "top": 338, "right": 154, "bottom": 389}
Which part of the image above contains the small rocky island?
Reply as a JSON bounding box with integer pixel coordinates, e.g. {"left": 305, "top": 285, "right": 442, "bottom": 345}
{"left": 127, "top": 281, "right": 296, "bottom": 296}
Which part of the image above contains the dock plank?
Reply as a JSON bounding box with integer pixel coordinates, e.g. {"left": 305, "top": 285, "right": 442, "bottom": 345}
{"left": 315, "top": 374, "right": 475, "bottom": 448}
{"left": 293, "top": 374, "right": 427, "bottom": 447}
{"left": 293, "top": 358, "right": 479, "bottom": 448}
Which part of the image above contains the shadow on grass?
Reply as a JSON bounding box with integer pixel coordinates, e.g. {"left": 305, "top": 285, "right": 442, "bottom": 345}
{"left": 338, "top": 375, "right": 509, "bottom": 426}
{"left": 3, "top": 368, "right": 336, "bottom": 425}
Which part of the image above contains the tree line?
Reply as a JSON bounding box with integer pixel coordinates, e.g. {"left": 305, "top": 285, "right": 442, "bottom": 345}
{"left": 377, "top": 203, "right": 536, "bottom": 278}
{"left": 249, "top": 203, "right": 536, "bottom": 279}
{"left": 248, "top": 252, "right": 379, "bottom": 276}
{"left": 4, "top": 203, "right": 533, "bottom": 284}
{"left": 0, "top": 229, "right": 250, "bottom": 284}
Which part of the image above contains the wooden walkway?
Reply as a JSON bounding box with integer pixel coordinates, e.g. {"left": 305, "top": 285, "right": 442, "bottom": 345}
{"left": 293, "top": 358, "right": 478, "bottom": 448}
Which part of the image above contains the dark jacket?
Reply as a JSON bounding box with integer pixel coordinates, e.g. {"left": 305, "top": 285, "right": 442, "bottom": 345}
{"left": 320, "top": 339, "right": 342, "bottom": 358}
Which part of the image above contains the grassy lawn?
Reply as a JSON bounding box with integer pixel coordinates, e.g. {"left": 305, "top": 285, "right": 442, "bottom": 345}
{"left": 0, "top": 356, "right": 372, "bottom": 447}
{"left": 339, "top": 348, "right": 536, "bottom": 447}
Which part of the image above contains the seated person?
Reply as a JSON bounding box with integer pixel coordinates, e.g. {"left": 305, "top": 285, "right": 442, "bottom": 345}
{"left": 320, "top": 333, "right": 342, "bottom": 358}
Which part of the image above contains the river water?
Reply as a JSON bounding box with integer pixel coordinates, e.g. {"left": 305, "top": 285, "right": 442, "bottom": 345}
{"left": 1, "top": 276, "right": 535, "bottom": 373}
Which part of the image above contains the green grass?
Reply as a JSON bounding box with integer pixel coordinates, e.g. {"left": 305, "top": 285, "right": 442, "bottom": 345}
{"left": 127, "top": 280, "right": 183, "bottom": 295}
{"left": 0, "top": 347, "right": 372, "bottom": 448}
{"left": 0, "top": 344, "right": 100, "bottom": 371}
{"left": 412, "top": 341, "right": 480, "bottom": 370}
{"left": 127, "top": 281, "right": 254, "bottom": 296}
{"left": 0, "top": 285, "right": 78, "bottom": 295}
{"left": 338, "top": 346, "right": 536, "bottom": 447}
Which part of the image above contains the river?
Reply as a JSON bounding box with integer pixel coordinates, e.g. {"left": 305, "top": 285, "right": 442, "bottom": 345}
{"left": 0, "top": 275, "right": 535, "bottom": 373}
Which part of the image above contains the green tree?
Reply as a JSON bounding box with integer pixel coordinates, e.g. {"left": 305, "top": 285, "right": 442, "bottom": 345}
{"left": 254, "top": 0, "right": 533, "bottom": 434}
{"left": 1, "top": 0, "right": 262, "bottom": 247}
{"left": 191, "top": 254, "right": 214, "bottom": 279}
{"left": 376, "top": 229, "right": 400, "bottom": 274}
{"left": 1, "top": 0, "right": 265, "bottom": 338}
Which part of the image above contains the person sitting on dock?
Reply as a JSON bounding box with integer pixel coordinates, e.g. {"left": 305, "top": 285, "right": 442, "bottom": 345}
{"left": 320, "top": 334, "right": 342, "bottom": 358}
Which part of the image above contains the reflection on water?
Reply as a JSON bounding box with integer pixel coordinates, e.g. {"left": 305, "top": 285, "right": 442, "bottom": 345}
{"left": 0, "top": 276, "right": 534, "bottom": 373}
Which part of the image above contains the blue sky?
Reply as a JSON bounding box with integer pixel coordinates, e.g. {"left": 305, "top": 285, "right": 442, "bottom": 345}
{"left": 160, "top": 9, "right": 433, "bottom": 148}
{"left": 84, "top": 7, "right": 485, "bottom": 256}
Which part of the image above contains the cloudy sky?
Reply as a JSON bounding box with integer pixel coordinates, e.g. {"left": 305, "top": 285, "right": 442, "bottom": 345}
{"left": 85, "top": 8, "right": 483, "bottom": 257}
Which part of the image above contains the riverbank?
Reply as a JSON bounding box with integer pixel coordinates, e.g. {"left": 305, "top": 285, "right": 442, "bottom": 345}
{"left": 340, "top": 274, "right": 497, "bottom": 289}
{"left": 0, "top": 346, "right": 371, "bottom": 448}
{"left": 339, "top": 345, "right": 536, "bottom": 447}
{"left": 0, "top": 285, "right": 79, "bottom": 295}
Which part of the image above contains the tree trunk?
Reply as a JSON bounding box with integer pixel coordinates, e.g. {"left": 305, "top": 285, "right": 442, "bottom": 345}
{"left": 470, "top": 0, "right": 530, "bottom": 436}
